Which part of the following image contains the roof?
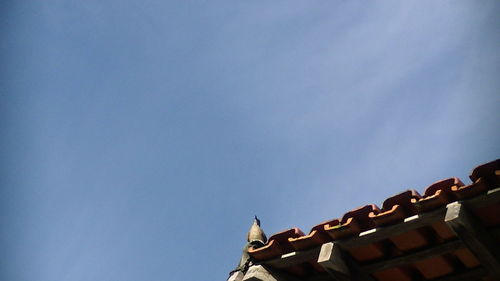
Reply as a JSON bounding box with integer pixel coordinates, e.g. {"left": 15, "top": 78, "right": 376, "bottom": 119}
{"left": 242, "top": 159, "right": 500, "bottom": 281}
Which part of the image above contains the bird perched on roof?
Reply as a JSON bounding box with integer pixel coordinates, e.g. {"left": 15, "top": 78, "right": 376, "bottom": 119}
{"left": 247, "top": 215, "right": 267, "bottom": 243}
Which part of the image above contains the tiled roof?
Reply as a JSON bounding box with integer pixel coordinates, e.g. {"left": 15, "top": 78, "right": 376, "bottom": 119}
{"left": 246, "top": 159, "right": 500, "bottom": 281}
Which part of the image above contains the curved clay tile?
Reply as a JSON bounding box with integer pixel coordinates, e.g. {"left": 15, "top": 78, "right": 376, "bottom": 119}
{"left": 425, "top": 178, "right": 463, "bottom": 196}
{"left": 470, "top": 158, "right": 500, "bottom": 188}
{"left": 453, "top": 159, "right": 499, "bottom": 200}
{"left": 451, "top": 178, "right": 488, "bottom": 199}
{"left": 412, "top": 178, "right": 463, "bottom": 212}
{"left": 288, "top": 219, "right": 338, "bottom": 251}
{"left": 370, "top": 190, "right": 421, "bottom": 227}
{"left": 366, "top": 190, "right": 432, "bottom": 252}
{"left": 248, "top": 228, "right": 304, "bottom": 261}
{"left": 324, "top": 205, "right": 380, "bottom": 240}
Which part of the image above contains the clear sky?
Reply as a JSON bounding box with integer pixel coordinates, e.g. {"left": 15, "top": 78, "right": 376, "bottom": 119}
{"left": 1, "top": 1, "right": 499, "bottom": 281}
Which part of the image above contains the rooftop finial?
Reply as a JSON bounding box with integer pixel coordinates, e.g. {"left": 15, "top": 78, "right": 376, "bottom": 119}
{"left": 248, "top": 215, "right": 267, "bottom": 243}
{"left": 231, "top": 217, "right": 268, "bottom": 277}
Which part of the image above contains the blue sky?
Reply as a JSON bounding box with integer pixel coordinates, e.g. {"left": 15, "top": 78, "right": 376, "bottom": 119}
{"left": 1, "top": 1, "right": 499, "bottom": 280}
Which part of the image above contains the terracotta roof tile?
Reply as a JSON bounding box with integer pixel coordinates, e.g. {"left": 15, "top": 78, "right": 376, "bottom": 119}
{"left": 454, "top": 248, "right": 480, "bottom": 268}
{"left": 470, "top": 159, "right": 500, "bottom": 186}
{"left": 288, "top": 219, "right": 337, "bottom": 251}
{"left": 412, "top": 177, "right": 463, "bottom": 212}
{"left": 248, "top": 228, "right": 304, "bottom": 261}
{"left": 430, "top": 220, "right": 456, "bottom": 241}
{"left": 413, "top": 254, "right": 455, "bottom": 279}
{"left": 347, "top": 242, "right": 387, "bottom": 262}
{"left": 243, "top": 159, "right": 500, "bottom": 281}
{"left": 372, "top": 267, "right": 413, "bottom": 281}
{"left": 451, "top": 158, "right": 500, "bottom": 199}
{"left": 451, "top": 178, "right": 488, "bottom": 199}
{"left": 369, "top": 190, "right": 421, "bottom": 227}
{"left": 388, "top": 227, "right": 432, "bottom": 252}
{"left": 473, "top": 203, "right": 500, "bottom": 227}
{"left": 324, "top": 204, "right": 380, "bottom": 240}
